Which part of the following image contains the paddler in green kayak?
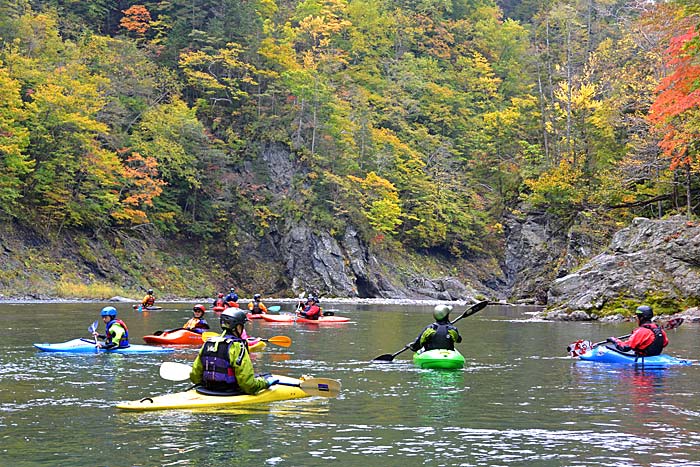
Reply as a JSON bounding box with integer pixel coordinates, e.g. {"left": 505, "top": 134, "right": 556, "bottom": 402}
{"left": 190, "top": 309, "right": 277, "bottom": 394}
{"left": 409, "top": 305, "right": 462, "bottom": 352}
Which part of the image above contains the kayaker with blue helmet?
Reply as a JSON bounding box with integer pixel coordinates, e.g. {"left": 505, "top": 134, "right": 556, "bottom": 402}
{"left": 223, "top": 287, "right": 239, "bottom": 307}
{"left": 248, "top": 293, "right": 269, "bottom": 315}
{"left": 93, "top": 306, "right": 130, "bottom": 349}
{"left": 190, "top": 309, "right": 277, "bottom": 394}
{"left": 607, "top": 305, "right": 668, "bottom": 357}
{"left": 410, "top": 305, "right": 462, "bottom": 352}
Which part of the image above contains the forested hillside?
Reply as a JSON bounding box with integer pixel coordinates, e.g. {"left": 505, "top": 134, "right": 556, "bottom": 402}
{"left": 0, "top": 0, "right": 698, "bottom": 300}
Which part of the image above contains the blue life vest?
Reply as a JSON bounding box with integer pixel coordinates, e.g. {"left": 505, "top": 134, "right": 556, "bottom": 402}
{"left": 200, "top": 337, "right": 247, "bottom": 391}
{"left": 105, "top": 319, "right": 129, "bottom": 348}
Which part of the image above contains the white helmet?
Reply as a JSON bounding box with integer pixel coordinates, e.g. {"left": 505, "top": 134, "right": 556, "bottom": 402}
{"left": 433, "top": 305, "right": 453, "bottom": 321}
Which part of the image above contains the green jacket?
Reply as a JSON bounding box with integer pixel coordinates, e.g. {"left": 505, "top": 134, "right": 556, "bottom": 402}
{"left": 190, "top": 337, "right": 267, "bottom": 394}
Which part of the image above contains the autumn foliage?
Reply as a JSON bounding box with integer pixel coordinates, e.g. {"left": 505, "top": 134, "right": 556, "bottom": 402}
{"left": 120, "top": 5, "right": 152, "bottom": 36}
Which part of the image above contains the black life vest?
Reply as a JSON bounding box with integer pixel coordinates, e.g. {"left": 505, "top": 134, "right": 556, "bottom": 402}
{"left": 637, "top": 323, "right": 665, "bottom": 357}
{"left": 250, "top": 302, "right": 261, "bottom": 314}
{"left": 200, "top": 337, "right": 247, "bottom": 391}
{"left": 424, "top": 322, "right": 456, "bottom": 351}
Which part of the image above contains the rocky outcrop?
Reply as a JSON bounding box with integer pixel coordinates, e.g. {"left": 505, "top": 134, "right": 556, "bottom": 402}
{"left": 546, "top": 216, "right": 700, "bottom": 315}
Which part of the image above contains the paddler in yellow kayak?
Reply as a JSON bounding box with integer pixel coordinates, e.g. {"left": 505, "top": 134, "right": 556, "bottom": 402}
{"left": 190, "top": 309, "right": 277, "bottom": 394}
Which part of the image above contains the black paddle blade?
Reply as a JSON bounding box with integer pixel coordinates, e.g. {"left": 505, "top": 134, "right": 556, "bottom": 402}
{"left": 372, "top": 354, "right": 396, "bottom": 362}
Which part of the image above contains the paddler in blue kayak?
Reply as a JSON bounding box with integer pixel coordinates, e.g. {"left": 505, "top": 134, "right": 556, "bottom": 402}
{"left": 409, "top": 305, "right": 462, "bottom": 352}
{"left": 606, "top": 305, "right": 668, "bottom": 357}
{"left": 183, "top": 304, "right": 211, "bottom": 334}
{"left": 190, "top": 309, "right": 277, "bottom": 394}
{"left": 93, "top": 306, "right": 130, "bottom": 349}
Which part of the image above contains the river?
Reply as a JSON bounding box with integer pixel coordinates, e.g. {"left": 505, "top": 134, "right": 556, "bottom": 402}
{"left": 1, "top": 302, "right": 699, "bottom": 466}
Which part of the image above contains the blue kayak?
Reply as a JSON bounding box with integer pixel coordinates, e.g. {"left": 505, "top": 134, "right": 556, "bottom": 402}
{"left": 34, "top": 338, "right": 174, "bottom": 354}
{"left": 578, "top": 345, "right": 691, "bottom": 367}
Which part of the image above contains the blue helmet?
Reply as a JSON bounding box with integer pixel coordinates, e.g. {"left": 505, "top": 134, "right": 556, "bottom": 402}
{"left": 101, "top": 306, "right": 117, "bottom": 318}
{"left": 635, "top": 305, "right": 653, "bottom": 322}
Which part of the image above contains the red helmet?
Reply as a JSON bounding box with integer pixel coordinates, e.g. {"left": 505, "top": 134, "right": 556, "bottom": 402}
{"left": 193, "top": 304, "right": 206, "bottom": 314}
{"left": 217, "top": 293, "right": 224, "bottom": 298}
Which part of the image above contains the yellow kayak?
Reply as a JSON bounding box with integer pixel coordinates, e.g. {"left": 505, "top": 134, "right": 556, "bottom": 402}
{"left": 116, "top": 375, "right": 308, "bottom": 411}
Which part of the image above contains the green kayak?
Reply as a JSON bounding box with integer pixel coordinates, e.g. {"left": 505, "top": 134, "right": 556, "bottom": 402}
{"left": 413, "top": 349, "right": 465, "bottom": 369}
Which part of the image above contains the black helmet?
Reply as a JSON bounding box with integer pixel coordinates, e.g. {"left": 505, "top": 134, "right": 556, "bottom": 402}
{"left": 253, "top": 293, "right": 261, "bottom": 300}
{"left": 220, "top": 309, "right": 248, "bottom": 331}
{"left": 635, "top": 305, "right": 653, "bottom": 322}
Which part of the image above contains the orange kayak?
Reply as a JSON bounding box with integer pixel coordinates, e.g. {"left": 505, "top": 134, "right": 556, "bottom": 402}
{"left": 142, "top": 329, "right": 206, "bottom": 345}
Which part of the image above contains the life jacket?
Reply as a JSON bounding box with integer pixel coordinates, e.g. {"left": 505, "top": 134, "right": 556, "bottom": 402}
{"left": 143, "top": 295, "right": 155, "bottom": 307}
{"left": 214, "top": 298, "right": 225, "bottom": 307}
{"left": 106, "top": 319, "right": 129, "bottom": 348}
{"left": 301, "top": 304, "right": 321, "bottom": 319}
{"left": 226, "top": 301, "right": 240, "bottom": 308}
{"left": 200, "top": 337, "right": 247, "bottom": 391}
{"left": 423, "top": 322, "right": 456, "bottom": 351}
{"left": 184, "top": 317, "right": 208, "bottom": 331}
{"left": 637, "top": 323, "right": 665, "bottom": 357}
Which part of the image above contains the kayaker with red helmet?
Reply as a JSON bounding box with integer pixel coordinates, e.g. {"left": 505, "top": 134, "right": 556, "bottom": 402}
{"left": 190, "top": 309, "right": 277, "bottom": 394}
{"left": 183, "top": 304, "right": 210, "bottom": 333}
{"left": 212, "top": 293, "right": 226, "bottom": 309}
{"left": 298, "top": 296, "right": 322, "bottom": 320}
{"left": 248, "top": 293, "right": 269, "bottom": 315}
{"left": 410, "top": 305, "right": 462, "bottom": 352}
{"left": 607, "top": 305, "right": 669, "bottom": 357}
{"left": 93, "top": 306, "right": 130, "bottom": 349}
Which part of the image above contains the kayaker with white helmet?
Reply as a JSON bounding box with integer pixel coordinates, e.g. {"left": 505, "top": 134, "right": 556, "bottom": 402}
{"left": 409, "top": 305, "right": 462, "bottom": 352}
{"left": 190, "top": 309, "right": 277, "bottom": 394}
{"left": 606, "top": 305, "right": 668, "bottom": 357}
{"left": 93, "top": 306, "right": 130, "bottom": 349}
{"left": 223, "top": 287, "right": 239, "bottom": 307}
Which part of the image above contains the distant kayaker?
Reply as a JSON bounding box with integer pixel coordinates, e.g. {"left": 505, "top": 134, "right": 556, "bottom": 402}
{"left": 190, "top": 309, "right": 277, "bottom": 394}
{"left": 409, "top": 305, "right": 462, "bottom": 352}
{"left": 606, "top": 305, "right": 668, "bottom": 357}
{"left": 93, "top": 306, "right": 130, "bottom": 349}
{"left": 141, "top": 289, "right": 156, "bottom": 308}
{"left": 248, "top": 293, "right": 269, "bottom": 315}
{"left": 298, "top": 296, "right": 321, "bottom": 320}
{"left": 224, "top": 287, "right": 239, "bottom": 308}
{"left": 212, "top": 293, "right": 226, "bottom": 309}
{"left": 183, "top": 304, "right": 211, "bottom": 333}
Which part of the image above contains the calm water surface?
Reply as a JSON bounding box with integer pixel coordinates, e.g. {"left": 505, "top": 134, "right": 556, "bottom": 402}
{"left": 1, "top": 302, "right": 699, "bottom": 466}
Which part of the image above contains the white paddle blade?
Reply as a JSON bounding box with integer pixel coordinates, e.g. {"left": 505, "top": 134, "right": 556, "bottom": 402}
{"left": 159, "top": 362, "right": 193, "bottom": 381}
{"left": 298, "top": 378, "right": 342, "bottom": 398}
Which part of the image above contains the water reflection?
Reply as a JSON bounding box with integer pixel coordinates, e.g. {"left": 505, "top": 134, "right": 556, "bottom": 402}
{"left": 416, "top": 370, "right": 466, "bottom": 423}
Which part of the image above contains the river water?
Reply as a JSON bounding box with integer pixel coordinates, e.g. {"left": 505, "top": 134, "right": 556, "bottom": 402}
{"left": 1, "top": 302, "right": 699, "bottom": 466}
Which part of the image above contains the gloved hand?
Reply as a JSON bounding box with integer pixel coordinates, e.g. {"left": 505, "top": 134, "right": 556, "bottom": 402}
{"left": 606, "top": 337, "right": 616, "bottom": 344}
{"left": 265, "top": 376, "right": 279, "bottom": 388}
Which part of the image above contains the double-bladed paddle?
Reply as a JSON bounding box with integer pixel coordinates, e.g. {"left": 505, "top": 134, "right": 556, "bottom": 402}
{"left": 158, "top": 362, "right": 340, "bottom": 397}
{"left": 200, "top": 332, "right": 292, "bottom": 347}
{"left": 567, "top": 316, "right": 685, "bottom": 357}
{"left": 89, "top": 320, "right": 99, "bottom": 346}
{"left": 371, "top": 300, "right": 490, "bottom": 362}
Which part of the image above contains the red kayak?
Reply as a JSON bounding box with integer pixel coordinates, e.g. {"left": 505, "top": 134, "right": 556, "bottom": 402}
{"left": 142, "top": 329, "right": 206, "bottom": 345}
{"left": 247, "top": 313, "right": 266, "bottom": 320}
{"left": 261, "top": 314, "right": 350, "bottom": 324}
